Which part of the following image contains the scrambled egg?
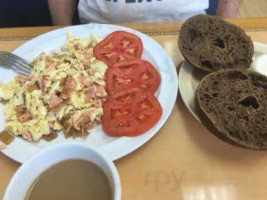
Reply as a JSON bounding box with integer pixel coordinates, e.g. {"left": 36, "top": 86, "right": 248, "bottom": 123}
{"left": 0, "top": 33, "right": 108, "bottom": 142}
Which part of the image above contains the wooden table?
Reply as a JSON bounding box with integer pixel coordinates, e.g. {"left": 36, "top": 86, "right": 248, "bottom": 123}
{"left": 1, "top": 18, "right": 267, "bottom": 200}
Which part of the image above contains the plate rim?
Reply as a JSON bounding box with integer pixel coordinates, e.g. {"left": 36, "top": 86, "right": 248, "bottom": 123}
{"left": 178, "top": 61, "right": 200, "bottom": 121}
{"left": 1, "top": 23, "right": 179, "bottom": 163}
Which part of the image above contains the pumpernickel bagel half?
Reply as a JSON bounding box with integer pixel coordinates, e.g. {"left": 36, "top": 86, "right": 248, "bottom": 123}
{"left": 196, "top": 69, "right": 267, "bottom": 149}
{"left": 179, "top": 14, "right": 254, "bottom": 72}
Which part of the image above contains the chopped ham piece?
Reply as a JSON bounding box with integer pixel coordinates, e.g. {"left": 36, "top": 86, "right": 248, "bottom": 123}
{"left": 71, "top": 110, "right": 95, "bottom": 130}
{"left": 83, "top": 61, "right": 90, "bottom": 69}
{"left": 22, "top": 132, "right": 33, "bottom": 142}
{"left": 14, "top": 105, "right": 27, "bottom": 113}
{"left": 49, "top": 104, "right": 67, "bottom": 115}
{"left": 45, "top": 55, "right": 53, "bottom": 63}
{"left": 85, "top": 121, "right": 98, "bottom": 130}
{"left": 38, "top": 76, "right": 49, "bottom": 92}
{"left": 42, "top": 132, "right": 58, "bottom": 142}
{"left": 78, "top": 75, "right": 92, "bottom": 87}
{"left": 46, "top": 63, "right": 57, "bottom": 70}
{"left": 49, "top": 93, "right": 63, "bottom": 108}
{"left": 85, "top": 85, "right": 97, "bottom": 100}
{"left": 61, "top": 76, "right": 76, "bottom": 99}
{"left": 15, "top": 105, "right": 32, "bottom": 122}
{"left": 61, "top": 118, "right": 72, "bottom": 133}
{"left": 74, "top": 44, "right": 83, "bottom": 50}
{"left": 96, "top": 85, "right": 107, "bottom": 98}
{"left": 15, "top": 76, "right": 28, "bottom": 82}
{"left": 83, "top": 110, "right": 93, "bottom": 119}
{"left": 18, "top": 112, "right": 32, "bottom": 122}
{"left": 71, "top": 113, "right": 82, "bottom": 129}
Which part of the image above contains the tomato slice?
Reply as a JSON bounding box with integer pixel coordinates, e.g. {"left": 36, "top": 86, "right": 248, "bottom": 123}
{"left": 106, "top": 59, "right": 161, "bottom": 94}
{"left": 93, "top": 31, "right": 143, "bottom": 66}
{"left": 102, "top": 88, "right": 162, "bottom": 136}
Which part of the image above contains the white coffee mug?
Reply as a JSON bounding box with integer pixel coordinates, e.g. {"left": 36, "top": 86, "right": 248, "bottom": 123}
{"left": 3, "top": 143, "right": 121, "bottom": 200}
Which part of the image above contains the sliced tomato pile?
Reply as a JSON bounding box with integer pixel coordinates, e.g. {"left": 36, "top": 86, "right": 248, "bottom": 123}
{"left": 96, "top": 30, "right": 162, "bottom": 137}
{"left": 102, "top": 88, "right": 162, "bottom": 136}
{"left": 94, "top": 31, "right": 143, "bottom": 66}
{"left": 106, "top": 59, "right": 161, "bottom": 94}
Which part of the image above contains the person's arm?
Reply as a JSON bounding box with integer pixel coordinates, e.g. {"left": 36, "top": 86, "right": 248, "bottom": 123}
{"left": 48, "top": 0, "right": 76, "bottom": 25}
{"left": 216, "top": 0, "right": 244, "bottom": 19}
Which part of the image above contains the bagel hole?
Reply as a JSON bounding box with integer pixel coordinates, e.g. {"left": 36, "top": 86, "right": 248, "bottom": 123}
{"left": 201, "top": 60, "right": 212, "bottom": 70}
{"left": 239, "top": 96, "right": 259, "bottom": 109}
{"left": 212, "top": 38, "right": 225, "bottom": 49}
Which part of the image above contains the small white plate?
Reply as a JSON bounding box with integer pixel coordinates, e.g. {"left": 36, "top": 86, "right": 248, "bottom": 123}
{"left": 0, "top": 24, "right": 178, "bottom": 163}
{"left": 179, "top": 42, "right": 267, "bottom": 121}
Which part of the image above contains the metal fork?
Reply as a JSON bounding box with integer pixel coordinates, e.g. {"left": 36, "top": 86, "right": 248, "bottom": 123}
{"left": 0, "top": 51, "right": 33, "bottom": 76}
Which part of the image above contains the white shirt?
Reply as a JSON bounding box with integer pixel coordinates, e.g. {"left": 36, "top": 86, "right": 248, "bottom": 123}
{"left": 78, "top": 0, "right": 209, "bottom": 23}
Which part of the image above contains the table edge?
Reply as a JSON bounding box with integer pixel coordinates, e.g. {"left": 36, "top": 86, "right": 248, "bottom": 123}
{"left": 0, "top": 18, "right": 267, "bottom": 41}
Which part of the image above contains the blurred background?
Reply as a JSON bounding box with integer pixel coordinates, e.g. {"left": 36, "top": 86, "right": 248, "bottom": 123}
{"left": 0, "top": 0, "right": 266, "bottom": 28}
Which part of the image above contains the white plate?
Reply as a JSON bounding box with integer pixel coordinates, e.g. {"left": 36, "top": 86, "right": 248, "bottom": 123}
{"left": 0, "top": 24, "right": 178, "bottom": 163}
{"left": 179, "top": 42, "right": 267, "bottom": 121}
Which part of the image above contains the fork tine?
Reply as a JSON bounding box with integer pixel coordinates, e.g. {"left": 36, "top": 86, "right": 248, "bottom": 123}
{"left": 0, "top": 65, "right": 30, "bottom": 76}
{"left": 0, "top": 59, "right": 32, "bottom": 72}
{"left": 0, "top": 61, "right": 31, "bottom": 76}
{"left": 0, "top": 51, "right": 33, "bottom": 68}
{"left": 0, "top": 56, "right": 32, "bottom": 71}
{"left": 0, "top": 66, "right": 29, "bottom": 76}
{"left": 0, "top": 51, "right": 33, "bottom": 76}
{"left": 0, "top": 52, "right": 32, "bottom": 67}
{"left": 3, "top": 63, "right": 31, "bottom": 74}
{"left": 0, "top": 58, "right": 31, "bottom": 71}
